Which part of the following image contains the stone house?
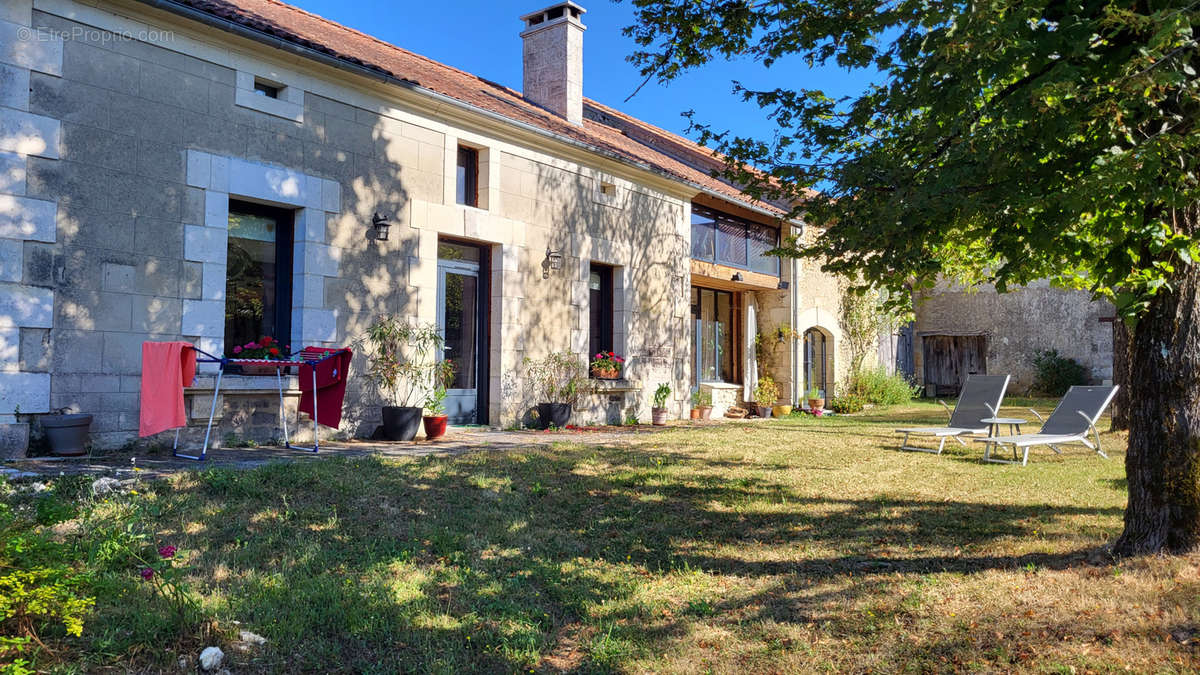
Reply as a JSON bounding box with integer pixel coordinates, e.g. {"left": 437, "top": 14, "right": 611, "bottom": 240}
{"left": 0, "top": 0, "right": 857, "bottom": 453}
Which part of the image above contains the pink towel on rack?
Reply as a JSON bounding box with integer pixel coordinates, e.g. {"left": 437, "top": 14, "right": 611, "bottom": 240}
{"left": 139, "top": 341, "right": 197, "bottom": 437}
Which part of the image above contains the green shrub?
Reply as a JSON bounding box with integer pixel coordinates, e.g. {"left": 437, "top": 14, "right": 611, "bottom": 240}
{"left": 1032, "top": 349, "right": 1088, "bottom": 396}
{"left": 829, "top": 393, "right": 867, "bottom": 414}
{"left": 846, "top": 366, "right": 920, "bottom": 406}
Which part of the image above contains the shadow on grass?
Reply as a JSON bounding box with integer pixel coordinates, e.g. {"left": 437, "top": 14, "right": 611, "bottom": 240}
{"left": 105, "top": 444, "right": 1126, "bottom": 671}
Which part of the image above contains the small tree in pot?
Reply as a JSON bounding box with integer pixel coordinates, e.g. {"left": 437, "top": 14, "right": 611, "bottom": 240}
{"left": 651, "top": 382, "right": 671, "bottom": 426}
{"left": 754, "top": 377, "right": 780, "bottom": 418}
{"left": 422, "top": 359, "right": 454, "bottom": 440}
{"left": 362, "top": 317, "right": 443, "bottom": 441}
{"left": 525, "top": 351, "right": 586, "bottom": 429}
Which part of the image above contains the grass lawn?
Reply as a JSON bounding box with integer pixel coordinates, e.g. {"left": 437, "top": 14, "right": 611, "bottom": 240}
{"left": 5, "top": 400, "right": 1199, "bottom": 673}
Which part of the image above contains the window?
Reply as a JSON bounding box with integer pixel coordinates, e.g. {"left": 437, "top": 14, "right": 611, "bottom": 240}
{"left": 692, "top": 286, "right": 737, "bottom": 383}
{"left": 456, "top": 145, "right": 479, "bottom": 207}
{"left": 589, "top": 263, "right": 614, "bottom": 363}
{"left": 690, "top": 211, "right": 716, "bottom": 260}
{"left": 225, "top": 200, "right": 294, "bottom": 355}
{"left": 804, "top": 328, "right": 830, "bottom": 397}
{"left": 253, "top": 79, "right": 280, "bottom": 98}
{"left": 690, "top": 205, "right": 780, "bottom": 275}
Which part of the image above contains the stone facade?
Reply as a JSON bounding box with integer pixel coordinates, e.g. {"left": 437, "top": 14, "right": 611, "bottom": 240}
{"left": 2, "top": 0, "right": 694, "bottom": 452}
{"left": 913, "top": 280, "right": 1115, "bottom": 393}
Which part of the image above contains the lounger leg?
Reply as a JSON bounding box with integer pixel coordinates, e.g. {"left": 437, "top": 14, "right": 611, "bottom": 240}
{"left": 937, "top": 436, "right": 946, "bottom": 455}
{"left": 951, "top": 435, "right": 967, "bottom": 447}
{"left": 1021, "top": 446, "right": 1030, "bottom": 466}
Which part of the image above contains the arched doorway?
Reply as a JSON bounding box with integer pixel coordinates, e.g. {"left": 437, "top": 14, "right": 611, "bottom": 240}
{"left": 803, "top": 327, "right": 833, "bottom": 397}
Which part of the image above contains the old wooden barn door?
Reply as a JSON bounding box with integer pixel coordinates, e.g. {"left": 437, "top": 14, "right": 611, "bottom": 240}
{"left": 922, "top": 334, "right": 987, "bottom": 396}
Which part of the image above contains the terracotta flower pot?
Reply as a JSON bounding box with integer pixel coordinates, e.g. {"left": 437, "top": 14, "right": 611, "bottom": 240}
{"left": 699, "top": 406, "right": 712, "bottom": 420}
{"left": 423, "top": 415, "right": 448, "bottom": 440}
{"left": 807, "top": 398, "right": 825, "bottom": 411}
{"left": 591, "top": 367, "right": 620, "bottom": 380}
{"left": 690, "top": 408, "right": 701, "bottom": 420}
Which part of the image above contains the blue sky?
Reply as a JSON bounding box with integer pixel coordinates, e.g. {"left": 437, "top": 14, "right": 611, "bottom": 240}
{"left": 287, "top": 0, "right": 875, "bottom": 147}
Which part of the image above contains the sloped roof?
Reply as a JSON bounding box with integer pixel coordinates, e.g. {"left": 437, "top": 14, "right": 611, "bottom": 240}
{"left": 165, "top": 0, "right": 789, "bottom": 216}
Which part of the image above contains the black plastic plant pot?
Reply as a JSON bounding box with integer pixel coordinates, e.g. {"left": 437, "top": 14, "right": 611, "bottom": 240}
{"left": 537, "top": 402, "right": 572, "bottom": 430}
{"left": 381, "top": 406, "right": 422, "bottom": 441}
{"left": 41, "top": 413, "right": 93, "bottom": 456}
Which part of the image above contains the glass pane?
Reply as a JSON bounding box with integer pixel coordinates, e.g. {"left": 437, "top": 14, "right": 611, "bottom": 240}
{"left": 443, "top": 272, "right": 477, "bottom": 389}
{"left": 804, "top": 329, "right": 828, "bottom": 397}
{"left": 438, "top": 241, "right": 481, "bottom": 263}
{"left": 748, "top": 224, "right": 780, "bottom": 275}
{"left": 456, "top": 147, "right": 477, "bottom": 207}
{"left": 716, "top": 219, "right": 747, "bottom": 267}
{"left": 716, "top": 291, "right": 734, "bottom": 382}
{"left": 690, "top": 212, "right": 716, "bottom": 260}
{"left": 226, "top": 210, "right": 278, "bottom": 352}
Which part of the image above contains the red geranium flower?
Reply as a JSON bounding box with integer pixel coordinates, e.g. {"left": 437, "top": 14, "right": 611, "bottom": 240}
{"left": 158, "top": 545, "right": 176, "bottom": 559}
{"left": 140, "top": 568, "right": 154, "bottom": 581}
{"left": 269, "top": 347, "right": 280, "bottom": 356}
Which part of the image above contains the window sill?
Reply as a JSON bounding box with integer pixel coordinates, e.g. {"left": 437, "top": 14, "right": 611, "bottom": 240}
{"left": 588, "top": 378, "right": 641, "bottom": 393}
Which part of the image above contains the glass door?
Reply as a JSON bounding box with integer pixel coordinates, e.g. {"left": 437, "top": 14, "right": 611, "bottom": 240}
{"left": 437, "top": 249, "right": 481, "bottom": 424}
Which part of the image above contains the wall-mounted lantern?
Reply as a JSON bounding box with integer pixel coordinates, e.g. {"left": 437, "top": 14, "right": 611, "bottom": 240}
{"left": 371, "top": 212, "right": 391, "bottom": 241}
{"left": 731, "top": 272, "right": 744, "bottom": 282}
{"left": 542, "top": 246, "right": 564, "bottom": 279}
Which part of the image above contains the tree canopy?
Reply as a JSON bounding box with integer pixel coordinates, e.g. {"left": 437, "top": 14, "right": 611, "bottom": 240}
{"left": 624, "top": 0, "right": 1200, "bottom": 314}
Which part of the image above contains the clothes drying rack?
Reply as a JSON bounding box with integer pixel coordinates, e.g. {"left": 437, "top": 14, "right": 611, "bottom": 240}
{"left": 173, "top": 345, "right": 350, "bottom": 461}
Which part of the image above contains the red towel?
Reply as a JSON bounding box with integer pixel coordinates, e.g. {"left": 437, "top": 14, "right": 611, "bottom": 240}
{"left": 298, "top": 347, "right": 352, "bottom": 428}
{"left": 139, "top": 341, "right": 197, "bottom": 437}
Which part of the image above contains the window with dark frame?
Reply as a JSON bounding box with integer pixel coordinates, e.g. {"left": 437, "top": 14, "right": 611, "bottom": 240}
{"left": 456, "top": 145, "right": 479, "bottom": 207}
{"left": 253, "top": 79, "right": 280, "bottom": 99}
{"left": 225, "top": 200, "right": 294, "bottom": 357}
{"left": 690, "top": 205, "right": 780, "bottom": 276}
{"left": 588, "top": 263, "right": 614, "bottom": 365}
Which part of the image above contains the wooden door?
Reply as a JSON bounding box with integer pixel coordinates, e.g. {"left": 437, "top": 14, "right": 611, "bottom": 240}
{"left": 922, "top": 335, "right": 987, "bottom": 396}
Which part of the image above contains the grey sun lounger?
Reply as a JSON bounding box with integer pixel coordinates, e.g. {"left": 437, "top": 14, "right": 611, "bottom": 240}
{"left": 978, "top": 385, "right": 1119, "bottom": 466}
{"left": 895, "top": 374, "right": 1010, "bottom": 454}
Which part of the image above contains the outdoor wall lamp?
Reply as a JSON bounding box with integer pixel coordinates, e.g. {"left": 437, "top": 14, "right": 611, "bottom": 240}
{"left": 542, "top": 246, "right": 564, "bottom": 279}
{"left": 371, "top": 212, "right": 391, "bottom": 241}
{"left": 731, "top": 272, "right": 744, "bottom": 282}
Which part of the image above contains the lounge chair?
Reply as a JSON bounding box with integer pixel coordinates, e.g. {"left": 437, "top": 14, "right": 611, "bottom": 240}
{"left": 895, "top": 374, "right": 1010, "bottom": 454}
{"left": 978, "top": 385, "right": 1119, "bottom": 466}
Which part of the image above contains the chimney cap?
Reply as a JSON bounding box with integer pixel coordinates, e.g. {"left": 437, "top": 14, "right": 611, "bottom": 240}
{"left": 520, "top": 1, "right": 586, "bottom": 31}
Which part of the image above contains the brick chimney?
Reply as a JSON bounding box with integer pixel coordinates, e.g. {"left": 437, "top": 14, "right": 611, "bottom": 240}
{"left": 520, "top": 2, "right": 586, "bottom": 125}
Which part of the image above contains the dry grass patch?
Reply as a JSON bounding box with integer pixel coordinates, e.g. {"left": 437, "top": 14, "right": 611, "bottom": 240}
{"left": 4, "top": 400, "right": 1199, "bottom": 672}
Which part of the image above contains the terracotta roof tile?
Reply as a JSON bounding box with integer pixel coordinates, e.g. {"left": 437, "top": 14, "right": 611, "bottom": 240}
{"left": 170, "top": 0, "right": 788, "bottom": 215}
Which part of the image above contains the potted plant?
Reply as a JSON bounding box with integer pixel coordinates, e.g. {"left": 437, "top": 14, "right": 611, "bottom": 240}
{"left": 773, "top": 401, "right": 793, "bottom": 417}
{"left": 363, "top": 316, "right": 443, "bottom": 441}
{"left": 525, "top": 351, "right": 586, "bottom": 429}
{"left": 691, "top": 388, "right": 713, "bottom": 420}
{"left": 806, "top": 386, "right": 826, "bottom": 412}
{"left": 227, "top": 335, "right": 289, "bottom": 375}
{"left": 651, "top": 382, "right": 671, "bottom": 426}
{"left": 590, "top": 351, "right": 624, "bottom": 379}
{"left": 754, "top": 376, "right": 780, "bottom": 418}
{"left": 422, "top": 359, "right": 454, "bottom": 440}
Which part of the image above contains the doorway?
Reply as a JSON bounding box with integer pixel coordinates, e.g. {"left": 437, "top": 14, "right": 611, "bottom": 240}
{"left": 921, "top": 334, "right": 987, "bottom": 396}
{"left": 437, "top": 241, "right": 488, "bottom": 424}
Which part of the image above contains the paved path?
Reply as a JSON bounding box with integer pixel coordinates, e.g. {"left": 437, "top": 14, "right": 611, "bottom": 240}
{"left": 1, "top": 426, "right": 677, "bottom": 480}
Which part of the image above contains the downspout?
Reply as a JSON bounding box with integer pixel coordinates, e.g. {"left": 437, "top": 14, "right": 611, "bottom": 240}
{"left": 790, "top": 235, "right": 802, "bottom": 404}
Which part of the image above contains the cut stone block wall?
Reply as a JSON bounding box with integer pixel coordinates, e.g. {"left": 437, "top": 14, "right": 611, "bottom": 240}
{"left": 0, "top": 1, "right": 61, "bottom": 454}
{"left": 8, "top": 2, "right": 693, "bottom": 452}
{"left": 914, "top": 281, "right": 1114, "bottom": 393}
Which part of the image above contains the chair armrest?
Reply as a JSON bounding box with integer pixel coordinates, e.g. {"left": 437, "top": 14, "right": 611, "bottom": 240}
{"left": 1028, "top": 408, "right": 1045, "bottom": 423}
{"left": 938, "top": 399, "right": 952, "bottom": 421}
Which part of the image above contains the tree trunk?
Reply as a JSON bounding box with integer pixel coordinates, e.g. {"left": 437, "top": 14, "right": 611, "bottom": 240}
{"left": 1112, "top": 263, "right": 1200, "bottom": 555}
{"left": 1110, "top": 318, "right": 1130, "bottom": 431}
